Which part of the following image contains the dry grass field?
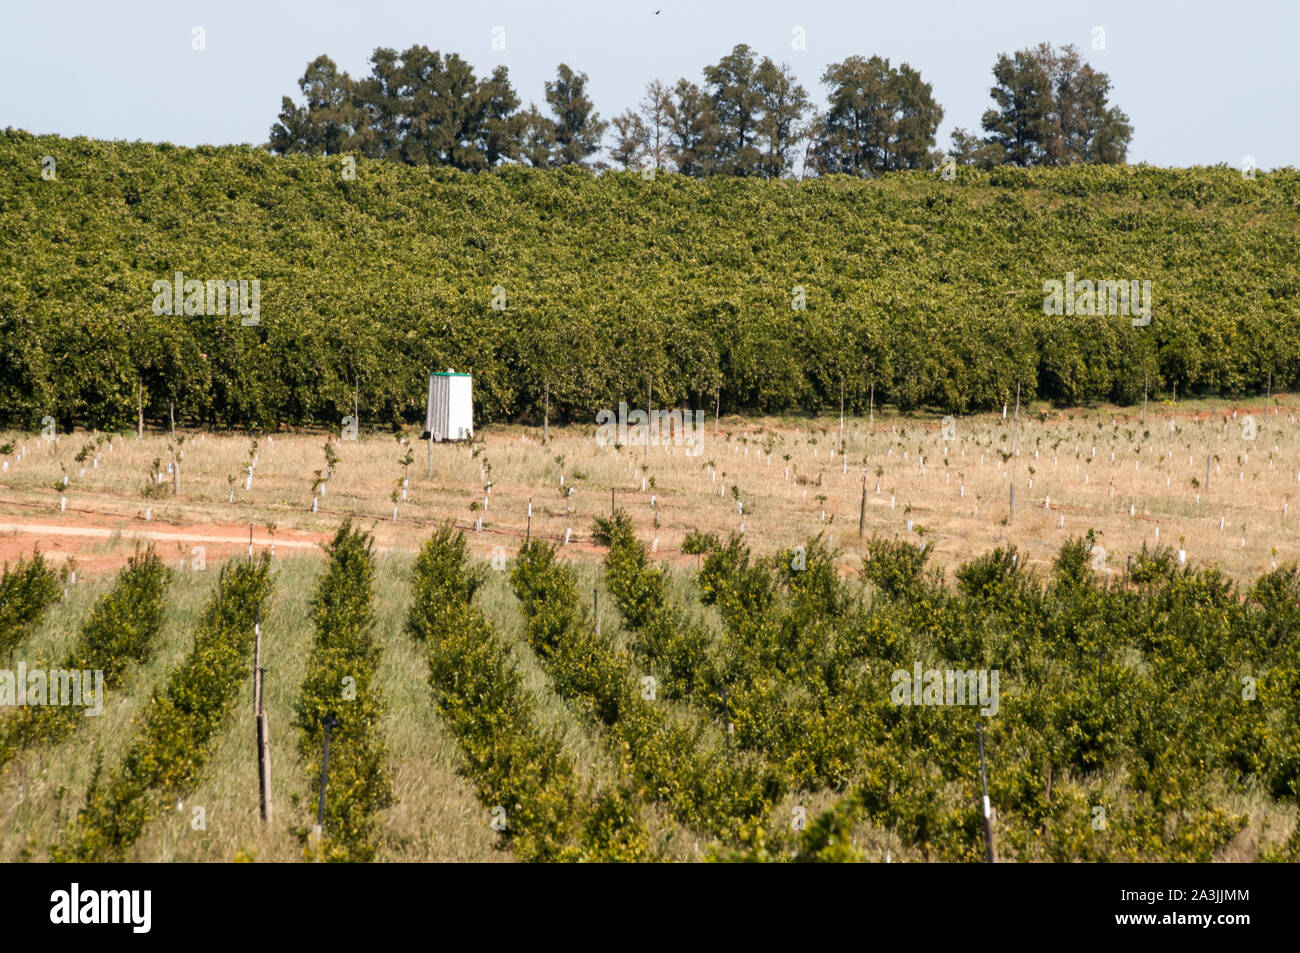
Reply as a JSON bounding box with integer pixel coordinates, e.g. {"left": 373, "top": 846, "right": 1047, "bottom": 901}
{"left": 0, "top": 395, "right": 1295, "bottom": 582}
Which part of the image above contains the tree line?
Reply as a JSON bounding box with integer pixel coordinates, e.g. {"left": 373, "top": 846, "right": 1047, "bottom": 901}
{"left": 269, "top": 41, "right": 1132, "bottom": 177}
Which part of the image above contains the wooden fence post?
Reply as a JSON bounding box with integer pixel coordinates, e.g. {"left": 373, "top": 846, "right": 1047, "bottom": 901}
{"left": 858, "top": 477, "right": 866, "bottom": 537}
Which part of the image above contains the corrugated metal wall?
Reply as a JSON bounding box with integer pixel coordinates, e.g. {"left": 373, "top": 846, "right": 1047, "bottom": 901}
{"left": 426, "top": 373, "right": 473, "bottom": 441}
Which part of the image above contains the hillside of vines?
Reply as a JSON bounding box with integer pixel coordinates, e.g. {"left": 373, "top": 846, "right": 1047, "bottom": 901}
{"left": 2, "top": 128, "right": 1298, "bottom": 432}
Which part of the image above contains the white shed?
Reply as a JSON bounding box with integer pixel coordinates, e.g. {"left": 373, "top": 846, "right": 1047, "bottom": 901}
{"left": 425, "top": 370, "right": 474, "bottom": 442}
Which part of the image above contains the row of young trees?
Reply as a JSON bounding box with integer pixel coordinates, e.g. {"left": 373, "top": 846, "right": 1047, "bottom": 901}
{"left": 269, "top": 41, "right": 1131, "bottom": 177}
{"left": 57, "top": 555, "right": 272, "bottom": 860}
{"left": 591, "top": 520, "right": 1300, "bottom": 862}
{"left": 0, "top": 548, "right": 169, "bottom": 774}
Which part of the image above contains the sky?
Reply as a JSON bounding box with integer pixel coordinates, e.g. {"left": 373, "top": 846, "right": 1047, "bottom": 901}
{"left": 2, "top": 0, "right": 1296, "bottom": 169}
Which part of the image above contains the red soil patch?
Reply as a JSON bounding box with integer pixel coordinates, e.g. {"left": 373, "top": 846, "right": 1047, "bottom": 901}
{"left": 0, "top": 517, "right": 334, "bottom": 577}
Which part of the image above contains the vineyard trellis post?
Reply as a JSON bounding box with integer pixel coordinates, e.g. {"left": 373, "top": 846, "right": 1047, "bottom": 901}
{"left": 858, "top": 477, "right": 866, "bottom": 537}
{"left": 253, "top": 604, "right": 272, "bottom": 824}
{"left": 253, "top": 605, "right": 262, "bottom": 711}
{"left": 315, "top": 714, "right": 339, "bottom": 844}
{"left": 258, "top": 708, "right": 272, "bottom": 825}
{"left": 645, "top": 374, "right": 652, "bottom": 459}
{"left": 839, "top": 378, "right": 845, "bottom": 450}
{"left": 977, "top": 722, "right": 996, "bottom": 863}
{"left": 1009, "top": 380, "right": 1021, "bottom": 523}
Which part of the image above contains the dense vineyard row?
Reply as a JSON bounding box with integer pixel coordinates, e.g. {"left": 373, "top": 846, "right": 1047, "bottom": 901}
{"left": 595, "top": 516, "right": 869, "bottom": 854}
{"left": 55, "top": 555, "right": 272, "bottom": 860}
{"left": 582, "top": 515, "right": 1300, "bottom": 861}
{"left": 714, "top": 533, "right": 1300, "bottom": 861}
{"left": 3, "top": 130, "right": 1299, "bottom": 430}
{"left": 0, "top": 552, "right": 61, "bottom": 658}
{"left": 511, "top": 538, "right": 777, "bottom": 847}
{"left": 406, "top": 526, "right": 588, "bottom": 860}
{"left": 0, "top": 547, "right": 169, "bottom": 772}
{"left": 691, "top": 532, "right": 871, "bottom": 794}
{"left": 593, "top": 515, "right": 713, "bottom": 700}
{"left": 293, "top": 522, "right": 393, "bottom": 861}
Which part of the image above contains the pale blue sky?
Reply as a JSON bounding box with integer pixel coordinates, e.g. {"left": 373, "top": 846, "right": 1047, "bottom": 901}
{"left": 2, "top": 0, "right": 1295, "bottom": 168}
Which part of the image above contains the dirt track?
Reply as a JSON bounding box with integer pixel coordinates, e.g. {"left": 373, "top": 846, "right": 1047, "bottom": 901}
{"left": 0, "top": 519, "right": 333, "bottom": 575}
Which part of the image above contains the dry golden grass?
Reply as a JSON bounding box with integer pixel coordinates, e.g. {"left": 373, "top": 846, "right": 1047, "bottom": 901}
{"left": 1, "top": 394, "right": 1296, "bottom": 583}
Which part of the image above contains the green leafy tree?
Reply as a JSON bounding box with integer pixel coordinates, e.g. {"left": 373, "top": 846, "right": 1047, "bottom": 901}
{"left": 703, "top": 44, "right": 766, "bottom": 176}
{"left": 665, "top": 79, "right": 718, "bottom": 176}
{"left": 350, "top": 46, "right": 521, "bottom": 170}
{"left": 350, "top": 47, "right": 404, "bottom": 160}
{"left": 0, "top": 307, "right": 54, "bottom": 428}
{"left": 517, "top": 104, "right": 558, "bottom": 167}
{"left": 1049, "top": 45, "right": 1132, "bottom": 164}
{"left": 268, "top": 55, "right": 363, "bottom": 156}
{"left": 978, "top": 42, "right": 1131, "bottom": 166}
{"left": 818, "top": 55, "right": 943, "bottom": 175}
{"left": 610, "top": 110, "right": 648, "bottom": 169}
{"left": 981, "top": 44, "right": 1056, "bottom": 166}
{"left": 949, "top": 126, "right": 1004, "bottom": 168}
{"left": 545, "top": 64, "right": 607, "bottom": 167}
{"left": 755, "top": 57, "right": 811, "bottom": 178}
{"left": 610, "top": 79, "right": 675, "bottom": 171}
